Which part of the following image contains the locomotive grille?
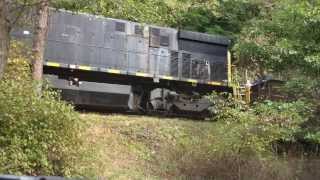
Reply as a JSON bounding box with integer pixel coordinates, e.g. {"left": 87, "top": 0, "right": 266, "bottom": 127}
{"left": 115, "top": 22, "right": 126, "bottom": 32}
{"left": 149, "top": 27, "right": 160, "bottom": 47}
{"left": 200, "top": 61, "right": 209, "bottom": 80}
{"left": 151, "top": 28, "right": 160, "bottom": 36}
{"left": 170, "top": 51, "right": 179, "bottom": 77}
{"left": 191, "top": 59, "right": 199, "bottom": 79}
{"left": 191, "top": 59, "right": 209, "bottom": 80}
{"left": 182, "top": 53, "right": 191, "bottom": 79}
{"left": 210, "top": 61, "right": 227, "bottom": 81}
{"left": 134, "top": 25, "right": 143, "bottom": 36}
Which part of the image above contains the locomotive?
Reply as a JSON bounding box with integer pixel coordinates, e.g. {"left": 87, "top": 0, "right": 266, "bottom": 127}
{"left": 15, "top": 9, "right": 233, "bottom": 115}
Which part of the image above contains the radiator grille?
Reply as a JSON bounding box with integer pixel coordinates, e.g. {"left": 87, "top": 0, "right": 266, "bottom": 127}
{"left": 170, "top": 51, "right": 179, "bottom": 77}
{"left": 182, "top": 53, "right": 191, "bottom": 79}
{"left": 115, "top": 22, "right": 126, "bottom": 32}
{"left": 134, "top": 25, "right": 143, "bottom": 36}
{"left": 149, "top": 27, "right": 160, "bottom": 47}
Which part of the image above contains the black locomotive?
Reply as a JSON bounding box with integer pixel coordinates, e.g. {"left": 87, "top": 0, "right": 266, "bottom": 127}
{"left": 18, "top": 9, "right": 233, "bottom": 115}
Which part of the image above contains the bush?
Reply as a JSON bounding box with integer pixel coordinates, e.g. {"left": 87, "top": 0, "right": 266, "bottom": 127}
{"left": 0, "top": 42, "right": 83, "bottom": 176}
{"left": 209, "top": 93, "right": 312, "bottom": 156}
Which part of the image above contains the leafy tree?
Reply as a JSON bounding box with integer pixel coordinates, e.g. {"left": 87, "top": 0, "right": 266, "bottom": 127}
{"left": 0, "top": 0, "right": 33, "bottom": 79}
{"left": 234, "top": 0, "right": 320, "bottom": 78}
{"left": 0, "top": 0, "right": 50, "bottom": 80}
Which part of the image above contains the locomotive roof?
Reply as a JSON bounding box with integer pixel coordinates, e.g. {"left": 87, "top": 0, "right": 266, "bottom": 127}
{"left": 179, "top": 30, "right": 230, "bottom": 46}
{"left": 52, "top": 8, "right": 231, "bottom": 46}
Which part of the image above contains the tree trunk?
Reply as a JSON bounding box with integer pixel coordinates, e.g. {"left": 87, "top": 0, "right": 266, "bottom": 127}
{"left": 0, "top": 0, "right": 10, "bottom": 79}
{"left": 32, "top": 0, "right": 49, "bottom": 81}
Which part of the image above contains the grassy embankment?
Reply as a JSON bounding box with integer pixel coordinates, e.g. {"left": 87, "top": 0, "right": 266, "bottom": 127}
{"left": 78, "top": 113, "right": 316, "bottom": 180}
{"left": 79, "top": 113, "right": 216, "bottom": 179}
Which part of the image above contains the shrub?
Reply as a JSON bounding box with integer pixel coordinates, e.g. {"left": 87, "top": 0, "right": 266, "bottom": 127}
{"left": 208, "top": 92, "right": 312, "bottom": 156}
{"left": 0, "top": 42, "right": 83, "bottom": 176}
{"left": 283, "top": 76, "right": 320, "bottom": 102}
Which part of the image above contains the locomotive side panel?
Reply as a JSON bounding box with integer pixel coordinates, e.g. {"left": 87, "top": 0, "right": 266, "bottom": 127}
{"left": 105, "top": 20, "right": 128, "bottom": 69}
{"left": 148, "top": 26, "right": 178, "bottom": 78}
{"left": 46, "top": 12, "right": 83, "bottom": 65}
{"left": 44, "top": 10, "right": 230, "bottom": 85}
{"left": 127, "top": 23, "right": 149, "bottom": 74}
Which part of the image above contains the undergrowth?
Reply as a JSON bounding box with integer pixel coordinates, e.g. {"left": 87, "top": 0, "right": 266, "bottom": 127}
{"left": 0, "top": 41, "right": 83, "bottom": 176}
{"left": 78, "top": 113, "right": 320, "bottom": 180}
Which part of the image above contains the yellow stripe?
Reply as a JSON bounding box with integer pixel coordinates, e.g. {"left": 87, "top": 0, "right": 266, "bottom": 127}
{"left": 135, "top": 72, "right": 150, "bottom": 77}
{"left": 46, "top": 62, "right": 60, "bottom": 67}
{"left": 187, "top": 79, "right": 197, "bottom": 83}
{"left": 245, "top": 86, "right": 251, "bottom": 104}
{"left": 107, "top": 69, "right": 121, "bottom": 74}
{"left": 208, "top": 81, "right": 223, "bottom": 86}
{"left": 161, "top": 76, "right": 174, "bottom": 80}
{"left": 78, "top": 65, "right": 91, "bottom": 71}
{"left": 227, "top": 51, "right": 232, "bottom": 85}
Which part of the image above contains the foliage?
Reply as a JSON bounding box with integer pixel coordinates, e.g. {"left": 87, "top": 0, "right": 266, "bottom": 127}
{"left": 77, "top": 113, "right": 320, "bottom": 180}
{"left": 283, "top": 76, "right": 320, "bottom": 102}
{"left": 52, "top": 0, "right": 262, "bottom": 36}
{"left": 279, "top": 76, "right": 320, "bottom": 144}
{"left": 235, "top": 0, "right": 320, "bottom": 78}
{"left": 4, "top": 41, "right": 32, "bottom": 81}
{"left": 0, "top": 42, "right": 83, "bottom": 176}
{"left": 209, "top": 92, "right": 312, "bottom": 156}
